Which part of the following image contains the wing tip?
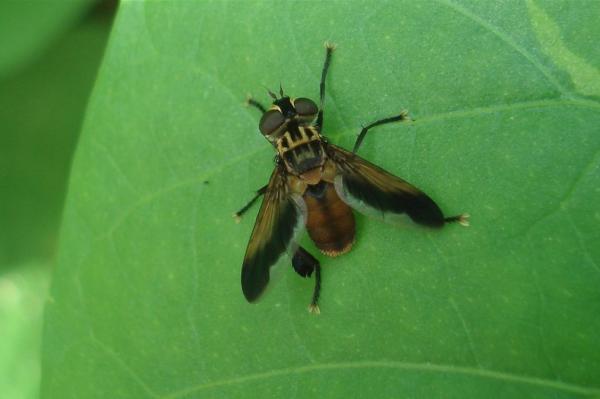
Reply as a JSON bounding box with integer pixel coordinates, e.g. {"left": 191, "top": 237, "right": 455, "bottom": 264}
{"left": 241, "top": 262, "right": 268, "bottom": 303}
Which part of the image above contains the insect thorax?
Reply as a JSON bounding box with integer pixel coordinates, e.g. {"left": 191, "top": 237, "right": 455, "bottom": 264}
{"left": 276, "top": 123, "right": 326, "bottom": 176}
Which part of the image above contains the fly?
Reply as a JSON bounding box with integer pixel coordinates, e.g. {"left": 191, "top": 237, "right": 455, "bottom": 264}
{"left": 235, "top": 43, "right": 468, "bottom": 313}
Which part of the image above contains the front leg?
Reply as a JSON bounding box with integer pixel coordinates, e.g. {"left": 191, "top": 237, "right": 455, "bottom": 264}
{"left": 246, "top": 96, "right": 268, "bottom": 114}
{"left": 315, "top": 42, "right": 336, "bottom": 132}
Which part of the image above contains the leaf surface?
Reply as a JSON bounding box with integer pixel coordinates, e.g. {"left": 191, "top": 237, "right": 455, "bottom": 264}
{"left": 42, "top": 1, "right": 600, "bottom": 398}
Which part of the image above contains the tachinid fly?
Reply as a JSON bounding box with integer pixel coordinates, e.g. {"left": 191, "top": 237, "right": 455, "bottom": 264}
{"left": 235, "top": 43, "right": 468, "bottom": 313}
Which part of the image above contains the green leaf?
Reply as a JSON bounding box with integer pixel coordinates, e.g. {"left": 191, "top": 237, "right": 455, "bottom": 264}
{"left": 42, "top": 1, "right": 600, "bottom": 398}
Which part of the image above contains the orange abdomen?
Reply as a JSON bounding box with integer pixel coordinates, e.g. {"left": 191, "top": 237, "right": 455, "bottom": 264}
{"left": 303, "top": 182, "right": 355, "bottom": 256}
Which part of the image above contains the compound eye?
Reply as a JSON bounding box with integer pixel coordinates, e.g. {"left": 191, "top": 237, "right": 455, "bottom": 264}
{"left": 259, "top": 110, "right": 285, "bottom": 136}
{"left": 293, "top": 98, "right": 318, "bottom": 117}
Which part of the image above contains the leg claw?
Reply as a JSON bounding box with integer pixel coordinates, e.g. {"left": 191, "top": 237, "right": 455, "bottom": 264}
{"left": 308, "top": 304, "right": 321, "bottom": 315}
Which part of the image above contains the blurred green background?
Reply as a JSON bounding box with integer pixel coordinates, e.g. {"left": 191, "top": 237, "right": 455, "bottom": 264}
{"left": 0, "top": 1, "right": 116, "bottom": 398}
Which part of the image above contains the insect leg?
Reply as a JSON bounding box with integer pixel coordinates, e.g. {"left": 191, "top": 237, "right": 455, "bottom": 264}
{"left": 246, "top": 96, "right": 267, "bottom": 114}
{"left": 444, "top": 213, "right": 470, "bottom": 226}
{"left": 352, "top": 111, "right": 410, "bottom": 154}
{"left": 309, "top": 264, "right": 322, "bottom": 314}
{"left": 233, "top": 184, "right": 268, "bottom": 221}
{"left": 291, "top": 246, "right": 322, "bottom": 314}
{"left": 315, "top": 42, "right": 336, "bottom": 132}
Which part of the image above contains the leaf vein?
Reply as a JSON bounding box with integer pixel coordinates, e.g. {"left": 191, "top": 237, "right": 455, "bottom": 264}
{"left": 449, "top": 297, "right": 481, "bottom": 368}
{"left": 160, "top": 360, "right": 600, "bottom": 398}
{"left": 510, "top": 147, "right": 600, "bottom": 239}
{"left": 437, "top": 0, "right": 570, "bottom": 96}
{"left": 90, "top": 333, "right": 159, "bottom": 398}
{"left": 530, "top": 261, "right": 560, "bottom": 379}
{"left": 566, "top": 212, "right": 600, "bottom": 274}
{"left": 91, "top": 138, "right": 140, "bottom": 195}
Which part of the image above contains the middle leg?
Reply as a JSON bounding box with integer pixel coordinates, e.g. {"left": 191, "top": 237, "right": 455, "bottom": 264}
{"left": 352, "top": 110, "right": 410, "bottom": 154}
{"left": 233, "top": 184, "right": 267, "bottom": 222}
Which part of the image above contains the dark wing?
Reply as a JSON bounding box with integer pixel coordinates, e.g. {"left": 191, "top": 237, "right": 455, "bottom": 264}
{"left": 241, "top": 167, "right": 306, "bottom": 302}
{"left": 328, "top": 144, "right": 445, "bottom": 227}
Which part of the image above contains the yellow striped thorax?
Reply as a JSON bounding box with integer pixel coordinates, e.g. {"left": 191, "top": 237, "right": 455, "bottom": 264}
{"left": 258, "top": 95, "right": 326, "bottom": 179}
{"left": 277, "top": 124, "right": 326, "bottom": 177}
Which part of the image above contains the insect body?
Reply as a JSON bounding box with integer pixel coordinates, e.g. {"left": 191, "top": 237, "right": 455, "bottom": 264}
{"left": 236, "top": 43, "right": 468, "bottom": 313}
